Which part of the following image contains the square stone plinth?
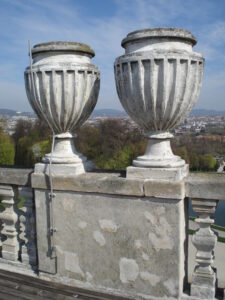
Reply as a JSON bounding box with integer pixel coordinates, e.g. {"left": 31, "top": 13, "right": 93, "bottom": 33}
{"left": 127, "top": 164, "right": 188, "bottom": 181}
{"left": 34, "top": 162, "right": 93, "bottom": 176}
{"left": 34, "top": 180, "right": 187, "bottom": 299}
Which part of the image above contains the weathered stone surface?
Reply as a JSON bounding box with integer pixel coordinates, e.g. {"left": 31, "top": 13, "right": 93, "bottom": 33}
{"left": 35, "top": 189, "right": 56, "bottom": 274}
{"left": 34, "top": 189, "right": 186, "bottom": 299}
{"left": 32, "top": 172, "right": 144, "bottom": 197}
{"left": 0, "top": 167, "right": 32, "bottom": 186}
{"left": 144, "top": 179, "right": 185, "bottom": 199}
{"left": 185, "top": 172, "right": 225, "bottom": 200}
{"left": 0, "top": 268, "right": 131, "bottom": 300}
{"left": 18, "top": 187, "right": 37, "bottom": 267}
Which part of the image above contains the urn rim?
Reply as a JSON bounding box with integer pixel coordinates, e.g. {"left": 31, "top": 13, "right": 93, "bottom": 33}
{"left": 31, "top": 41, "right": 95, "bottom": 57}
{"left": 122, "top": 28, "right": 197, "bottom": 48}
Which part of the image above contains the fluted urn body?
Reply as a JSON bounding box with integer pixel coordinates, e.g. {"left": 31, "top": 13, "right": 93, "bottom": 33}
{"left": 25, "top": 41, "right": 100, "bottom": 168}
{"left": 114, "top": 28, "right": 204, "bottom": 168}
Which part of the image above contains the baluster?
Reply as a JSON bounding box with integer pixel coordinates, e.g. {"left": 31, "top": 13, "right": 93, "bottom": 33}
{"left": 18, "top": 187, "right": 37, "bottom": 266}
{"left": 191, "top": 198, "right": 218, "bottom": 299}
{"left": 0, "top": 185, "right": 19, "bottom": 261}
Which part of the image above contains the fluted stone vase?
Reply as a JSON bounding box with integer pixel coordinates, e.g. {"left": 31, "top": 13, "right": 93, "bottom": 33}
{"left": 25, "top": 41, "right": 100, "bottom": 173}
{"left": 114, "top": 28, "right": 204, "bottom": 176}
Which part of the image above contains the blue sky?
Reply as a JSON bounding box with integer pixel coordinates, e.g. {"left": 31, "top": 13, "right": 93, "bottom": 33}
{"left": 0, "top": 0, "right": 225, "bottom": 112}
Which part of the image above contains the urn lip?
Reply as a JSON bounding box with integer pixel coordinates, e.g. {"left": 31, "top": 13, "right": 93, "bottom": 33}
{"left": 31, "top": 41, "right": 95, "bottom": 57}
{"left": 122, "top": 28, "right": 197, "bottom": 48}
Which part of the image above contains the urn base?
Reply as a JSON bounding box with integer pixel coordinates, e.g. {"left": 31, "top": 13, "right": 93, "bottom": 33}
{"left": 42, "top": 133, "right": 86, "bottom": 165}
{"left": 35, "top": 161, "right": 94, "bottom": 176}
{"left": 133, "top": 132, "right": 185, "bottom": 168}
{"left": 133, "top": 156, "right": 185, "bottom": 168}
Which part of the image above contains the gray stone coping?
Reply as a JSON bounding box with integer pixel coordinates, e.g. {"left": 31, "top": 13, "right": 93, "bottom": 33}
{"left": 32, "top": 171, "right": 185, "bottom": 199}
{"left": 0, "top": 167, "right": 33, "bottom": 186}
{"left": 0, "top": 167, "right": 224, "bottom": 200}
{"left": 32, "top": 41, "right": 95, "bottom": 57}
{"left": 30, "top": 170, "right": 225, "bottom": 200}
{"left": 185, "top": 172, "right": 225, "bottom": 200}
{"left": 122, "top": 28, "right": 197, "bottom": 48}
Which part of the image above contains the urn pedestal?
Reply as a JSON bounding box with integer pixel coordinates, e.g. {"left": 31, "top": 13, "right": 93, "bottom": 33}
{"left": 25, "top": 41, "right": 100, "bottom": 175}
{"left": 114, "top": 28, "right": 204, "bottom": 179}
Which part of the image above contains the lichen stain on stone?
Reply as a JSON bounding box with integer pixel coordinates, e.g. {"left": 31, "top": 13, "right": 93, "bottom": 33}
{"left": 93, "top": 230, "right": 106, "bottom": 246}
{"left": 134, "top": 239, "right": 142, "bottom": 249}
{"left": 99, "top": 219, "right": 118, "bottom": 233}
{"left": 119, "top": 257, "right": 139, "bottom": 284}
{"left": 62, "top": 201, "right": 74, "bottom": 212}
{"left": 141, "top": 252, "right": 149, "bottom": 261}
{"left": 78, "top": 221, "right": 87, "bottom": 229}
{"left": 149, "top": 225, "right": 173, "bottom": 251}
{"left": 155, "top": 206, "right": 166, "bottom": 215}
{"left": 145, "top": 208, "right": 174, "bottom": 251}
{"left": 86, "top": 271, "right": 93, "bottom": 282}
{"left": 35, "top": 200, "right": 40, "bottom": 208}
{"left": 64, "top": 251, "right": 84, "bottom": 277}
{"left": 163, "top": 278, "right": 177, "bottom": 296}
{"left": 144, "top": 211, "right": 156, "bottom": 223}
{"left": 140, "top": 271, "right": 160, "bottom": 286}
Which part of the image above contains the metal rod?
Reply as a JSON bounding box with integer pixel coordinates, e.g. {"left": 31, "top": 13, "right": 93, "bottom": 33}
{"left": 28, "top": 40, "right": 57, "bottom": 259}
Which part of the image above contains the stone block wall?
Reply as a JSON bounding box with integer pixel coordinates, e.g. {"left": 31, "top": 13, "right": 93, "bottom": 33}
{"left": 32, "top": 171, "right": 187, "bottom": 299}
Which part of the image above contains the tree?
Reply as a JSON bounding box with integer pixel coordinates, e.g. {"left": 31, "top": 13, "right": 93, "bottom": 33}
{"left": 13, "top": 119, "right": 51, "bottom": 167}
{"left": 189, "top": 152, "right": 200, "bottom": 171}
{"left": 199, "top": 154, "right": 217, "bottom": 171}
{"left": 0, "top": 127, "right": 15, "bottom": 165}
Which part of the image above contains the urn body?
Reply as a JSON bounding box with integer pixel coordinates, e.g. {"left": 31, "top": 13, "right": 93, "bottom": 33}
{"left": 25, "top": 41, "right": 100, "bottom": 166}
{"left": 114, "top": 28, "right": 204, "bottom": 168}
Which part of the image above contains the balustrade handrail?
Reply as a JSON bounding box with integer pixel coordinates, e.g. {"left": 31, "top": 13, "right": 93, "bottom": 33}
{"left": 0, "top": 167, "right": 33, "bottom": 187}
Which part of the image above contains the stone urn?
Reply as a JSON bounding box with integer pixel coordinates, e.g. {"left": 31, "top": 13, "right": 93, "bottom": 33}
{"left": 114, "top": 28, "right": 204, "bottom": 170}
{"left": 24, "top": 41, "right": 100, "bottom": 172}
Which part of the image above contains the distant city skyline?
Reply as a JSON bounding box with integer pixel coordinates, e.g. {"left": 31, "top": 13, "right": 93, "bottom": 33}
{"left": 0, "top": 0, "right": 225, "bottom": 112}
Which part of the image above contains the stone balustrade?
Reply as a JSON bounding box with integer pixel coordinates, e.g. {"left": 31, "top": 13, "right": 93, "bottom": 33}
{"left": 0, "top": 168, "right": 37, "bottom": 270}
{"left": 0, "top": 167, "right": 224, "bottom": 299}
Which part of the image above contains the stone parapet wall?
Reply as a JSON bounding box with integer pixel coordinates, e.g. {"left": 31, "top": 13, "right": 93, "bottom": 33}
{"left": 0, "top": 167, "right": 224, "bottom": 299}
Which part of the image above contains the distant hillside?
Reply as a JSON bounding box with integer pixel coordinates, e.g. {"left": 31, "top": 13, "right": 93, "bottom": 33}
{"left": 91, "top": 109, "right": 127, "bottom": 117}
{"left": 190, "top": 109, "right": 225, "bottom": 117}
{"left": 0, "top": 108, "right": 224, "bottom": 118}
{"left": 0, "top": 109, "right": 35, "bottom": 117}
{"left": 92, "top": 109, "right": 225, "bottom": 117}
{"left": 0, "top": 109, "right": 18, "bottom": 116}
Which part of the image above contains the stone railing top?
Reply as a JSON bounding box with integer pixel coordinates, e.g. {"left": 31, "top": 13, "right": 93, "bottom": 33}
{"left": 32, "top": 170, "right": 185, "bottom": 199}
{"left": 0, "top": 167, "right": 224, "bottom": 200}
{"left": 0, "top": 167, "right": 33, "bottom": 186}
{"left": 185, "top": 172, "right": 225, "bottom": 200}
{"left": 32, "top": 170, "right": 225, "bottom": 200}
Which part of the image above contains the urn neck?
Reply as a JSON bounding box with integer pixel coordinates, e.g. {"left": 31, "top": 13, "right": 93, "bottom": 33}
{"left": 122, "top": 28, "right": 197, "bottom": 54}
{"left": 124, "top": 38, "right": 193, "bottom": 54}
{"left": 31, "top": 41, "right": 95, "bottom": 65}
{"left": 32, "top": 52, "right": 92, "bottom": 65}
